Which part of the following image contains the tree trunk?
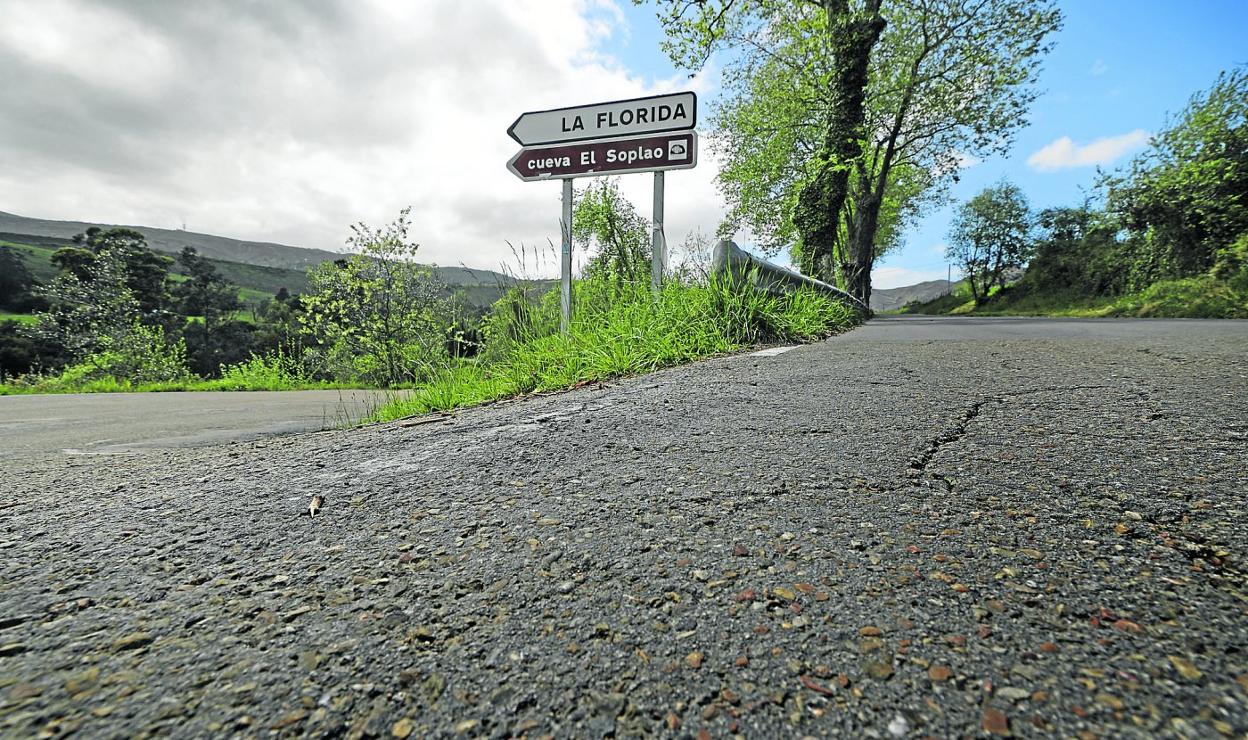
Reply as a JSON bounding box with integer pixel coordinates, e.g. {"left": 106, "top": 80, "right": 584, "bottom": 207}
{"left": 846, "top": 189, "right": 880, "bottom": 308}
{"left": 793, "top": 0, "right": 885, "bottom": 284}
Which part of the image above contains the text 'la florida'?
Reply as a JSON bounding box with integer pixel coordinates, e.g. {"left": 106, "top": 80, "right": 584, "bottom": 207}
{"left": 562, "top": 102, "right": 690, "bottom": 134}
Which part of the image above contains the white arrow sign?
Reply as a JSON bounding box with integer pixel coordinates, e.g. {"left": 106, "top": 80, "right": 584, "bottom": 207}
{"left": 507, "top": 91, "right": 697, "bottom": 147}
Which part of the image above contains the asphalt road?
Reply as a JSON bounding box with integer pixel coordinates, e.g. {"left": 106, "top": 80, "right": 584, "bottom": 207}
{"left": 2, "top": 316, "right": 1246, "bottom": 738}
{"left": 0, "top": 389, "right": 397, "bottom": 457}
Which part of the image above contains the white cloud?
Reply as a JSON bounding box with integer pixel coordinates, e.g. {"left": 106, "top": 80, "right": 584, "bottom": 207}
{"left": 1090, "top": 59, "right": 1108, "bottom": 76}
{"left": 0, "top": 0, "right": 725, "bottom": 277}
{"left": 1026, "top": 129, "right": 1150, "bottom": 172}
{"left": 954, "top": 152, "right": 980, "bottom": 169}
{"left": 871, "top": 266, "right": 950, "bottom": 290}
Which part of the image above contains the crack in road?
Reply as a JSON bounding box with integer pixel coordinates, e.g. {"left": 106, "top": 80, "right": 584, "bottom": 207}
{"left": 905, "top": 384, "right": 1121, "bottom": 488}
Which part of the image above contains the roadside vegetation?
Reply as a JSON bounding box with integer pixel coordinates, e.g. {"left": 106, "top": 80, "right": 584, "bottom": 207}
{"left": 904, "top": 68, "right": 1247, "bottom": 319}
{"left": 0, "top": 187, "right": 861, "bottom": 414}
{"left": 370, "top": 274, "right": 857, "bottom": 422}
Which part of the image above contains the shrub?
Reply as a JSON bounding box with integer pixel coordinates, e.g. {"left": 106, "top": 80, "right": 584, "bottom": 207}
{"left": 215, "top": 350, "right": 309, "bottom": 391}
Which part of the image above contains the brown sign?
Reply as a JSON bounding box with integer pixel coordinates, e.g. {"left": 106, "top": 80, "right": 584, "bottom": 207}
{"left": 507, "top": 131, "right": 697, "bottom": 182}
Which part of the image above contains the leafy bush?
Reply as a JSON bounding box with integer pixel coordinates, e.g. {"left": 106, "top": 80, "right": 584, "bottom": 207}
{"left": 1117, "top": 274, "right": 1248, "bottom": 318}
{"left": 1212, "top": 232, "right": 1248, "bottom": 285}
{"left": 300, "top": 208, "right": 449, "bottom": 386}
{"left": 214, "top": 350, "right": 310, "bottom": 391}
{"left": 9, "top": 322, "right": 191, "bottom": 393}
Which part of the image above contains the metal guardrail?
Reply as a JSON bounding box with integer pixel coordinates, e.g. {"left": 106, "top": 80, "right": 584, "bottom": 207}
{"left": 711, "top": 240, "right": 869, "bottom": 313}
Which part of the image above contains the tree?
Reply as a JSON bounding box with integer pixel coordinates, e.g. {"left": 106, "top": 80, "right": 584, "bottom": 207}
{"left": 1106, "top": 67, "right": 1247, "bottom": 286}
{"left": 50, "top": 247, "right": 98, "bottom": 281}
{"left": 173, "top": 247, "right": 245, "bottom": 376}
{"left": 65, "top": 227, "right": 173, "bottom": 316}
{"left": 652, "top": 0, "right": 885, "bottom": 290}
{"left": 653, "top": 0, "right": 1060, "bottom": 307}
{"left": 34, "top": 246, "right": 140, "bottom": 362}
{"left": 0, "top": 247, "right": 38, "bottom": 311}
{"left": 1020, "top": 205, "right": 1130, "bottom": 297}
{"left": 300, "top": 208, "right": 448, "bottom": 386}
{"left": 946, "top": 181, "right": 1033, "bottom": 303}
{"left": 572, "top": 178, "right": 652, "bottom": 290}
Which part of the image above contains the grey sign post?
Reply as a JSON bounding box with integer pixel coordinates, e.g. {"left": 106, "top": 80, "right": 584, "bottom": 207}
{"left": 651, "top": 171, "right": 664, "bottom": 295}
{"left": 561, "top": 178, "right": 573, "bottom": 333}
{"left": 507, "top": 93, "right": 698, "bottom": 331}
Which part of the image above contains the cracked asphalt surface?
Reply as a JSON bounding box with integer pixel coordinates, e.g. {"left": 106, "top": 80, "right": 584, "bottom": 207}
{"left": 2, "top": 316, "right": 1246, "bottom": 738}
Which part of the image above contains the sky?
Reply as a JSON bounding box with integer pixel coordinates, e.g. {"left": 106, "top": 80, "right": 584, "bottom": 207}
{"left": 0, "top": 1, "right": 1244, "bottom": 288}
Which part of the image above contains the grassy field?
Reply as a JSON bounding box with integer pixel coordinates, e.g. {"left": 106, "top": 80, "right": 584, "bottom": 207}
{"left": 0, "top": 312, "right": 37, "bottom": 325}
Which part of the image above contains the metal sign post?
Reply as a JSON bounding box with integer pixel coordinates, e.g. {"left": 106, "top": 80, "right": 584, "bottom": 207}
{"left": 651, "top": 171, "right": 665, "bottom": 295}
{"left": 507, "top": 92, "right": 698, "bottom": 332}
{"left": 561, "top": 178, "right": 573, "bottom": 333}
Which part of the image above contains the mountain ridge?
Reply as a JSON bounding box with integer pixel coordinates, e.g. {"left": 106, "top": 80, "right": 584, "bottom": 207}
{"left": 0, "top": 210, "right": 346, "bottom": 271}
{"left": 870, "top": 279, "right": 953, "bottom": 312}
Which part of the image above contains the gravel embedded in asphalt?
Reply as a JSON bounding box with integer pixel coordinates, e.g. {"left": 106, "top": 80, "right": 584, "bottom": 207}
{"left": 1, "top": 317, "right": 1246, "bottom": 738}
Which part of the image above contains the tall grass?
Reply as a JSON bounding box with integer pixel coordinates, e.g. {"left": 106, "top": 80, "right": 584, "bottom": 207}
{"left": 369, "top": 273, "right": 860, "bottom": 422}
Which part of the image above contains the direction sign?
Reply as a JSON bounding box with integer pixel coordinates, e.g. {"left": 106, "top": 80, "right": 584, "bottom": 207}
{"left": 506, "top": 131, "right": 697, "bottom": 182}
{"left": 507, "top": 91, "right": 697, "bottom": 146}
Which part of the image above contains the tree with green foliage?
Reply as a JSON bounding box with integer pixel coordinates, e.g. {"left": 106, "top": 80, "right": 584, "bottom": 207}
{"left": 49, "top": 247, "right": 97, "bottom": 281}
{"left": 845, "top": 0, "right": 1058, "bottom": 305}
{"left": 573, "top": 179, "right": 652, "bottom": 291}
{"left": 35, "top": 247, "right": 139, "bottom": 362}
{"left": 1018, "top": 205, "right": 1128, "bottom": 298}
{"left": 650, "top": 0, "right": 1059, "bottom": 308}
{"left": 301, "top": 208, "right": 448, "bottom": 386}
{"left": 651, "top": 0, "right": 885, "bottom": 291}
{"left": 247, "top": 289, "right": 306, "bottom": 363}
{"left": 173, "top": 247, "right": 247, "bottom": 376}
{"left": 0, "top": 319, "right": 59, "bottom": 380}
{"left": 29, "top": 243, "right": 190, "bottom": 383}
{"left": 62, "top": 227, "right": 173, "bottom": 317}
{"left": 1106, "top": 67, "right": 1247, "bottom": 287}
{"left": 0, "top": 246, "right": 38, "bottom": 311}
{"left": 946, "top": 181, "right": 1033, "bottom": 303}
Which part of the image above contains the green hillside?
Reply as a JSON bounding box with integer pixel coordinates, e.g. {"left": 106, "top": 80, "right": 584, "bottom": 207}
{"left": 0, "top": 212, "right": 521, "bottom": 290}
{"left": 3, "top": 233, "right": 544, "bottom": 310}
{"left": 2, "top": 237, "right": 310, "bottom": 305}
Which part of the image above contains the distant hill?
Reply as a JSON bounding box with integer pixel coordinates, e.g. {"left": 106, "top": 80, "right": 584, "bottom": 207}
{"left": 871, "top": 279, "right": 952, "bottom": 312}
{"left": 0, "top": 210, "right": 345, "bottom": 271}
{"left": 0, "top": 210, "right": 534, "bottom": 307}
{"left": 1, "top": 235, "right": 312, "bottom": 302}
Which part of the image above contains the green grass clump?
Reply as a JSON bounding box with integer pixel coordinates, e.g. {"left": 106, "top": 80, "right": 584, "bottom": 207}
{"left": 0, "top": 312, "right": 37, "bottom": 325}
{"left": 369, "top": 275, "right": 860, "bottom": 423}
